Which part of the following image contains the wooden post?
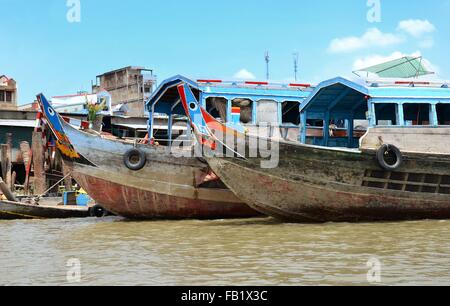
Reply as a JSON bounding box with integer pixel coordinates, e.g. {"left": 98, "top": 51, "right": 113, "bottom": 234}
{"left": 32, "top": 131, "right": 46, "bottom": 195}
{"left": 20, "top": 141, "right": 32, "bottom": 194}
{"left": 11, "top": 171, "right": 17, "bottom": 191}
{"left": 60, "top": 154, "right": 73, "bottom": 192}
{"left": 1, "top": 144, "right": 12, "bottom": 190}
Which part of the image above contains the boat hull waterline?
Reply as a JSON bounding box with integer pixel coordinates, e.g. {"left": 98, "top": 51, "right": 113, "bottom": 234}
{"left": 206, "top": 140, "right": 450, "bottom": 223}
{"left": 38, "top": 93, "right": 259, "bottom": 220}
{"left": 63, "top": 122, "right": 259, "bottom": 220}
{"left": 0, "top": 200, "right": 90, "bottom": 220}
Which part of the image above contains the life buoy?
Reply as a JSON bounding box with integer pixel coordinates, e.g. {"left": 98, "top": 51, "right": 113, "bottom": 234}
{"left": 376, "top": 144, "right": 403, "bottom": 171}
{"left": 124, "top": 148, "right": 147, "bottom": 171}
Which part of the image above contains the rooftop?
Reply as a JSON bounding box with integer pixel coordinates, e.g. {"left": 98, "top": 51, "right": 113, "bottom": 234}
{"left": 96, "top": 66, "right": 154, "bottom": 78}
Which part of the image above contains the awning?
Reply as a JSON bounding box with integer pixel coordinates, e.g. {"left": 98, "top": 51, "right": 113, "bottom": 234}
{"left": 354, "top": 56, "right": 434, "bottom": 78}
{"left": 147, "top": 75, "right": 199, "bottom": 115}
{"left": 300, "top": 77, "right": 369, "bottom": 120}
{"left": 0, "top": 119, "right": 36, "bottom": 128}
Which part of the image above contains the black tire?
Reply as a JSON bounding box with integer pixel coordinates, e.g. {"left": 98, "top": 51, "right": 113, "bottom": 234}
{"left": 91, "top": 204, "right": 107, "bottom": 218}
{"left": 376, "top": 144, "right": 403, "bottom": 171}
{"left": 124, "top": 148, "right": 146, "bottom": 171}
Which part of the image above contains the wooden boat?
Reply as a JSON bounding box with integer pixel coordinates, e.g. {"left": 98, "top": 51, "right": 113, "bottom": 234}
{"left": 36, "top": 92, "right": 259, "bottom": 220}
{"left": 0, "top": 198, "right": 90, "bottom": 220}
{"left": 178, "top": 77, "right": 450, "bottom": 222}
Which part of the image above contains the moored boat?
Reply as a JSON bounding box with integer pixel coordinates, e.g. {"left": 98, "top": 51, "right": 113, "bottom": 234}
{"left": 37, "top": 76, "right": 313, "bottom": 220}
{"left": 179, "top": 77, "right": 450, "bottom": 222}
{"left": 0, "top": 199, "right": 90, "bottom": 220}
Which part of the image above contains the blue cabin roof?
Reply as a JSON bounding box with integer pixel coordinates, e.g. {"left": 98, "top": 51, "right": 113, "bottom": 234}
{"left": 301, "top": 77, "right": 450, "bottom": 116}
{"left": 147, "top": 75, "right": 312, "bottom": 116}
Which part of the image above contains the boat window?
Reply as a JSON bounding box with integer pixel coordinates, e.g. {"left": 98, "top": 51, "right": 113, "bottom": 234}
{"left": 282, "top": 101, "right": 300, "bottom": 125}
{"left": 232, "top": 99, "right": 253, "bottom": 124}
{"left": 437, "top": 103, "right": 450, "bottom": 125}
{"left": 403, "top": 103, "right": 431, "bottom": 126}
{"left": 375, "top": 103, "right": 398, "bottom": 126}
{"left": 206, "top": 97, "right": 228, "bottom": 122}
{"left": 256, "top": 100, "right": 278, "bottom": 125}
{"left": 307, "top": 120, "right": 324, "bottom": 127}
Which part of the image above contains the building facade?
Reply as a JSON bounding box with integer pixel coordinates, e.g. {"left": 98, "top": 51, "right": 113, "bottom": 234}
{"left": 0, "top": 75, "right": 17, "bottom": 111}
{"left": 92, "top": 66, "right": 156, "bottom": 117}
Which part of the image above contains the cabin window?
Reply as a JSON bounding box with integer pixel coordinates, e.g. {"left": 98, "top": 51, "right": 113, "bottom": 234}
{"left": 403, "top": 103, "right": 431, "bottom": 126}
{"left": 232, "top": 99, "right": 253, "bottom": 124}
{"left": 256, "top": 100, "right": 278, "bottom": 125}
{"left": 282, "top": 101, "right": 300, "bottom": 125}
{"left": 437, "top": 104, "right": 450, "bottom": 125}
{"left": 206, "top": 97, "right": 227, "bottom": 122}
{"left": 375, "top": 103, "right": 398, "bottom": 126}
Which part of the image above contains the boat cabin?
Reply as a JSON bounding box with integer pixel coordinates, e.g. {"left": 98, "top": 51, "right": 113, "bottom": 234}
{"left": 299, "top": 77, "right": 450, "bottom": 150}
{"left": 146, "top": 75, "right": 312, "bottom": 145}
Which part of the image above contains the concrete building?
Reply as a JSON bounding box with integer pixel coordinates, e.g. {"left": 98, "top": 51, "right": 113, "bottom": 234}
{"left": 0, "top": 75, "right": 18, "bottom": 111}
{"left": 92, "top": 66, "right": 156, "bottom": 117}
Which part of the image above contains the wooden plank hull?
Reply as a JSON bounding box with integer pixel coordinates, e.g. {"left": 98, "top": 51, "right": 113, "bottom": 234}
{"left": 71, "top": 166, "right": 257, "bottom": 219}
{"left": 206, "top": 139, "right": 450, "bottom": 223}
{"left": 0, "top": 200, "right": 90, "bottom": 220}
{"left": 61, "top": 121, "right": 259, "bottom": 220}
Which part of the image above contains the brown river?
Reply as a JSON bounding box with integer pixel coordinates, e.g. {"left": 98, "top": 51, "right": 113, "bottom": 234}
{"left": 0, "top": 217, "right": 449, "bottom": 286}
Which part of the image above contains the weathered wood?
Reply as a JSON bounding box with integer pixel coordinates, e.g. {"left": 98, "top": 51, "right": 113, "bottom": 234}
{"left": 32, "top": 132, "right": 46, "bottom": 195}
{"left": 0, "top": 199, "right": 91, "bottom": 220}
{"left": 20, "top": 141, "right": 32, "bottom": 194}
{"left": 0, "top": 177, "right": 18, "bottom": 202}
{"left": 7, "top": 134, "right": 12, "bottom": 190}
{"left": 60, "top": 119, "right": 259, "bottom": 220}
{"left": 206, "top": 134, "right": 450, "bottom": 223}
{"left": 1, "top": 143, "right": 12, "bottom": 190}
{"left": 61, "top": 158, "right": 73, "bottom": 191}
{"left": 11, "top": 171, "right": 16, "bottom": 192}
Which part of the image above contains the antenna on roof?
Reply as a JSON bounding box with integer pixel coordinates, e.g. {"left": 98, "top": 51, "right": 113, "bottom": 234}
{"left": 265, "top": 51, "right": 270, "bottom": 80}
{"left": 293, "top": 52, "right": 299, "bottom": 81}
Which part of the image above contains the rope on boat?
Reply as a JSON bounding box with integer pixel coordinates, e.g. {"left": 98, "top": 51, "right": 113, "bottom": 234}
{"left": 34, "top": 172, "right": 73, "bottom": 203}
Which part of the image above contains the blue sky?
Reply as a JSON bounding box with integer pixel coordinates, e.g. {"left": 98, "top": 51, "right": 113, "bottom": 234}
{"left": 1, "top": 0, "right": 449, "bottom": 104}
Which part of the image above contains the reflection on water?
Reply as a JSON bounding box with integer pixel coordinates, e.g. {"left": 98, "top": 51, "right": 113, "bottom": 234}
{"left": 0, "top": 217, "right": 449, "bottom": 286}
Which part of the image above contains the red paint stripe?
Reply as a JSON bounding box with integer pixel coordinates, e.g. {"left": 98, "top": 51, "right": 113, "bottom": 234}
{"left": 197, "top": 79, "right": 222, "bottom": 83}
{"left": 177, "top": 85, "right": 191, "bottom": 119}
{"left": 395, "top": 81, "right": 430, "bottom": 85}
{"left": 245, "top": 81, "right": 268, "bottom": 85}
{"left": 289, "top": 83, "right": 311, "bottom": 88}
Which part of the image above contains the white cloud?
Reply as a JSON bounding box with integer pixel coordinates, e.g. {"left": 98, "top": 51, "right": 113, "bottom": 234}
{"left": 397, "top": 19, "right": 436, "bottom": 38}
{"left": 233, "top": 69, "right": 256, "bottom": 80}
{"left": 328, "top": 28, "right": 404, "bottom": 53}
{"left": 352, "top": 51, "right": 439, "bottom": 75}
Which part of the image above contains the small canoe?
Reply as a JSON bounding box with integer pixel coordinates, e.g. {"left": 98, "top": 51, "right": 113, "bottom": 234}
{"left": 0, "top": 200, "right": 90, "bottom": 220}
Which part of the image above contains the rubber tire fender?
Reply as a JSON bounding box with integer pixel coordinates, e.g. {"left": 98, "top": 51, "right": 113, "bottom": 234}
{"left": 376, "top": 144, "right": 403, "bottom": 171}
{"left": 91, "top": 204, "right": 107, "bottom": 218}
{"left": 123, "top": 148, "right": 147, "bottom": 171}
